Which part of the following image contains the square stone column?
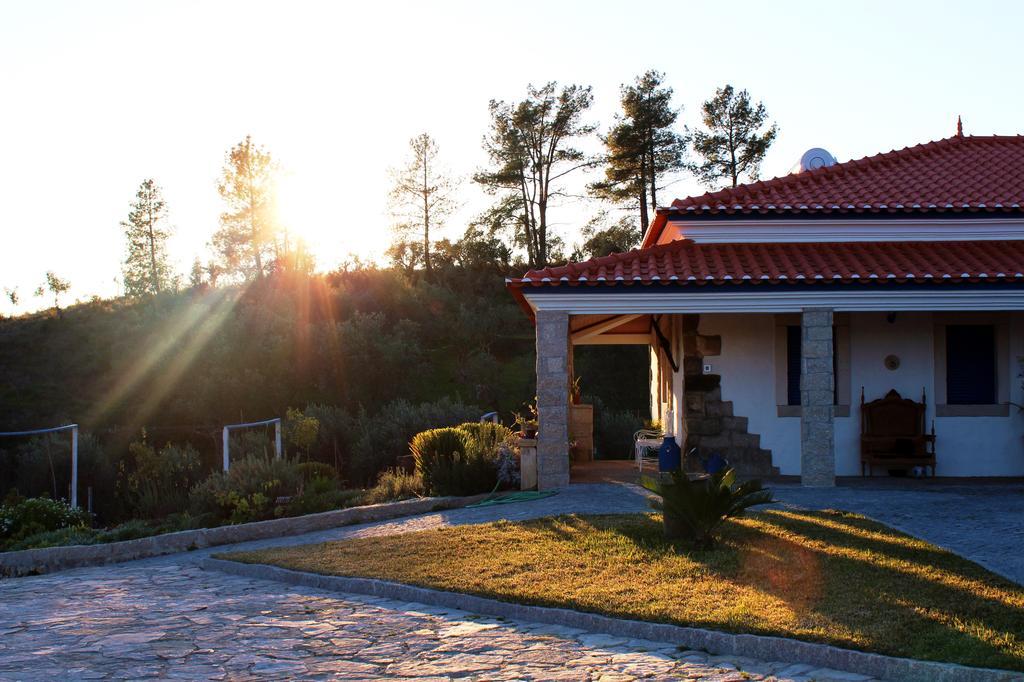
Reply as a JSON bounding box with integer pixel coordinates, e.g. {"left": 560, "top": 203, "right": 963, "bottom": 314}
{"left": 800, "top": 308, "right": 835, "bottom": 487}
{"left": 535, "top": 309, "right": 570, "bottom": 489}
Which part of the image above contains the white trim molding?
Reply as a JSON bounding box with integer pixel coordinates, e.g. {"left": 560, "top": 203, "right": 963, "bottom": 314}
{"left": 523, "top": 288, "right": 1024, "bottom": 314}
{"left": 659, "top": 217, "right": 1024, "bottom": 244}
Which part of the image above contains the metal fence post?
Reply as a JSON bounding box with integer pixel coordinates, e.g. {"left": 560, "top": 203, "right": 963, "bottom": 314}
{"left": 70, "top": 425, "right": 78, "bottom": 509}
{"left": 274, "top": 419, "right": 283, "bottom": 459}
{"left": 222, "top": 426, "right": 230, "bottom": 472}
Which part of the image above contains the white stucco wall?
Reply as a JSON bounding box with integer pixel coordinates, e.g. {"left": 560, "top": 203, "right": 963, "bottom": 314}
{"left": 689, "top": 312, "right": 1024, "bottom": 477}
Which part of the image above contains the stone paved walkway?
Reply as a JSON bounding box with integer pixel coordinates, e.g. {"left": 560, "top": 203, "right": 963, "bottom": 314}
{"left": 3, "top": 480, "right": 1021, "bottom": 680}
{"left": 0, "top": 561, "right": 868, "bottom": 681}
{"left": 0, "top": 483, "right": 882, "bottom": 680}
{"left": 771, "top": 482, "right": 1024, "bottom": 585}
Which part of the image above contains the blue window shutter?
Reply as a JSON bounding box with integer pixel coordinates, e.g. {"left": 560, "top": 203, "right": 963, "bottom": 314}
{"left": 787, "top": 325, "right": 839, "bottom": 407}
{"left": 787, "top": 326, "right": 801, "bottom": 406}
{"left": 946, "top": 325, "right": 996, "bottom": 405}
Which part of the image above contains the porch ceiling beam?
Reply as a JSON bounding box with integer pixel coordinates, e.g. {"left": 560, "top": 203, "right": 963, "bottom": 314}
{"left": 572, "top": 333, "right": 650, "bottom": 345}
{"left": 570, "top": 313, "right": 644, "bottom": 343}
{"left": 526, "top": 289, "right": 1024, "bottom": 314}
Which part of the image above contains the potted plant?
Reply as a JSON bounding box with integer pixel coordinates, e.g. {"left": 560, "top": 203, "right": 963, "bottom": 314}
{"left": 513, "top": 400, "right": 539, "bottom": 439}
{"left": 641, "top": 467, "right": 773, "bottom": 549}
{"left": 570, "top": 376, "right": 582, "bottom": 405}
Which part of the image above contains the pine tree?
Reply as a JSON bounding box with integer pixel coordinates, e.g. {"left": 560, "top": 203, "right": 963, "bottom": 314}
{"left": 692, "top": 85, "right": 778, "bottom": 189}
{"left": 213, "top": 136, "right": 279, "bottom": 281}
{"left": 121, "top": 179, "right": 174, "bottom": 297}
{"left": 591, "top": 71, "right": 688, "bottom": 238}
{"left": 474, "top": 82, "right": 595, "bottom": 269}
{"left": 388, "top": 133, "right": 457, "bottom": 277}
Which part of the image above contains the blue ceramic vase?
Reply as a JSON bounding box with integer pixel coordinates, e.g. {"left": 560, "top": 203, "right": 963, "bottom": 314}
{"left": 658, "top": 435, "right": 681, "bottom": 472}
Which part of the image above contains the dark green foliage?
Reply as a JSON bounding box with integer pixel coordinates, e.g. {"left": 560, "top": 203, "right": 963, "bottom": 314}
{"left": 189, "top": 455, "right": 303, "bottom": 524}
{"left": 641, "top": 467, "right": 774, "bottom": 549}
{"left": 474, "top": 82, "right": 596, "bottom": 269}
{"left": 0, "top": 497, "right": 91, "bottom": 547}
{"left": 590, "top": 70, "right": 689, "bottom": 236}
{"left": 0, "top": 266, "right": 648, "bottom": 513}
{"left": 410, "top": 427, "right": 471, "bottom": 485}
{"left": 573, "top": 212, "right": 640, "bottom": 260}
{"left": 286, "top": 476, "right": 364, "bottom": 517}
{"left": 122, "top": 439, "right": 203, "bottom": 520}
{"left": 295, "top": 461, "right": 337, "bottom": 483}
{"left": 410, "top": 422, "right": 512, "bottom": 496}
{"left": 692, "top": 84, "right": 778, "bottom": 189}
{"left": 365, "top": 468, "right": 424, "bottom": 504}
{"left": 348, "top": 398, "right": 480, "bottom": 485}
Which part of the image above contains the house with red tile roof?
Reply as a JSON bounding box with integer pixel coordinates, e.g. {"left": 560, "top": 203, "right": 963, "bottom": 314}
{"left": 508, "top": 132, "right": 1024, "bottom": 488}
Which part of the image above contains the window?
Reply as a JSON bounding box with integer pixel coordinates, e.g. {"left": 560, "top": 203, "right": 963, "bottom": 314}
{"left": 786, "top": 326, "right": 838, "bottom": 406}
{"left": 945, "top": 325, "right": 997, "bottom": 405}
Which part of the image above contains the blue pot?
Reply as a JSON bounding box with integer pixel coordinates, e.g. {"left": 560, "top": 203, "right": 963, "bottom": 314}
{"left": 658, "top": 436, "right": 681, "bottom": 472}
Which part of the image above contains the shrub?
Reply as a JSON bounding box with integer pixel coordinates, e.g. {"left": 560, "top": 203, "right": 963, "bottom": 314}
{"left": 411, "top": 422, "right": 511, "bottom": 497}
{"left": 458, "top": 421, "right": 512, "bottom": 447}
{"left": 189, "top": 455, "right": 303, "bottom": 524}
{"left": 0, "top": 497, "right": 91, "bottom": 546}
{"left": 302, "top": 403, "right": 354, "bottom": 476}
{"left": 121, "top": 440, "right": 203, "bottom": 520}
{"left": 410, "top": 427, "right": 470, "bottom": 478}
{"left": 286, "top": 477, "right": 363, "bottom": 516}
{"left": 295, "top": 461, "right": 337, "bottom": 483}
{"left": 285, "top": 406, "right": 320, "bottom": 458}
{"left": 425, "top": 434, "right": 501, "bottom": 497}
{"left": 366, "top": 468, "right": 424, "bottom": 504}
{"left": 348, "top": 397, "right": 480, "bottom": 485}
{"left": 641, "top": 468, "right": 773, "bottom": 549}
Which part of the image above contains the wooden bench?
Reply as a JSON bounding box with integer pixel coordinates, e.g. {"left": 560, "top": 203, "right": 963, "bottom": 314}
{"left": 860, "top": 388, "right": 936, "bottom": 476}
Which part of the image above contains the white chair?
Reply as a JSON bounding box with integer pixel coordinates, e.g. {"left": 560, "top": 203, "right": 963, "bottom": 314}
{"left": 634, "top": 429, "right": 664, "bottom": 472}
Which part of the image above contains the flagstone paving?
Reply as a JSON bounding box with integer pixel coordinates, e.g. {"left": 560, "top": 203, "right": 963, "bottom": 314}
{"left": 0, "top": 561, "right": 874, "bottom": 681}
{"left": 4, "top": 479, "right": 1020, "bottom": 680}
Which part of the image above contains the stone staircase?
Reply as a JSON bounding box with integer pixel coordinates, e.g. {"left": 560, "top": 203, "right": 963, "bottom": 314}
{"left": 681, "top": 315, "right": 778, "bottom": 477}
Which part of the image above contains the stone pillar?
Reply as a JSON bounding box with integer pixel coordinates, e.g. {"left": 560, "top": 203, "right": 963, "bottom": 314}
{"left": 800, "top": 308, "right": 835, "bottom": 487}
{"left": 535, "top": 310, "right": 570, "bottom": 489}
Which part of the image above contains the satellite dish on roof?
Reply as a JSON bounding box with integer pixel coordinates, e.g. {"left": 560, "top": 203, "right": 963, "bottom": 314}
{"left": 794, "top": 148, "right": 837, "bottom": 173}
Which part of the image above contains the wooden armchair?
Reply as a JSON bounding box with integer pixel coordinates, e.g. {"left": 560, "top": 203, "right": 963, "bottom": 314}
{"left": 860, "top": 388, "right": 936, "bottom": 476}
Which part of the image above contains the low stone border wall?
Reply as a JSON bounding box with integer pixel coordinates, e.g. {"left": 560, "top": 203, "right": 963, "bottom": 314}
{"left": 203, "top": 558, "right": 1022, "bottom": 682}
{"left": 0, "top": 494, "right": 486, "bottom": 578}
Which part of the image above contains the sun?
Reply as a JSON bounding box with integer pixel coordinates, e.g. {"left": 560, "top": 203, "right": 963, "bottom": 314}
{"left": 275, "top": 167, "right": 388, "bottom": 268}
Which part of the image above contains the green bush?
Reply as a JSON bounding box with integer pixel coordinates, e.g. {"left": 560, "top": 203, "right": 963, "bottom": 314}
{"left": 410, "top": 421, "right": 510, "bottom": 497}
{"left": 348, "top": 397, "right": 480, "bottom": 485}
{"left": 425, "top": 434, "right": 501, "bottom": 497}
{"left": 295, "top": 461, "right": 337, "bottom": 483}
{"left": 0, "top": 497, "right": 91, "bottom": 547}
{"left": 458, "top": 421, "right": 513, "bottom": 447}
{"left": 366, "top": 468, "right": 424, "bottom": 504}
{"left": 286, "top": 477, "right": 363, "bottom": 516}
{"left": 122, "top": 440, "right": 203, "bottom": 520}
{"left": 189, "top": 455, "right": 303, "bottom": 524}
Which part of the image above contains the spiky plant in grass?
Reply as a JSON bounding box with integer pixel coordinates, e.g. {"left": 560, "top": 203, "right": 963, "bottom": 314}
{"left": 641, "top": 468, "right": 774, "bottom": 549}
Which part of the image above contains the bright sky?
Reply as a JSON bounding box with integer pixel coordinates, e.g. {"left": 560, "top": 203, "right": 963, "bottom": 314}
{"left": 2, "top": 0, "right": 1022, "bottom": 314}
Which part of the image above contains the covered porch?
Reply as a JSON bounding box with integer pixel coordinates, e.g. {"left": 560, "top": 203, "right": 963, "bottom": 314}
{"left": 521, "top": 293, "right": 1024, "bottom": 489}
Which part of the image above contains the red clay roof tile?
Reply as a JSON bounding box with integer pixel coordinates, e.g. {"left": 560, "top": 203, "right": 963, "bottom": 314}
{"left": 509, "top": 240, "right": 1024, "bottom": 289}
{"left": 642, "top": 134, "right": 1024, "bottom": 246}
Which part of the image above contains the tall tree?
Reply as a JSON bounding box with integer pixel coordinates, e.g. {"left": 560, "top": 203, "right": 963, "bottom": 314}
{"left": 121, "top": 179, "right": 174, "bottom": 297}
{"left": 474, "top": 82, "right": 595, "bottom": 269}
{"left": 692, "top": 84, "right": 778, "bottom": 189}
{"left": 213, "top": 135, "right": 279, "bottom": 281}
{"left": 388, "top": 133, "right": 457, "bottom": 277}
{"left": 590, "top": 71, "right": 689, "bottom": 238}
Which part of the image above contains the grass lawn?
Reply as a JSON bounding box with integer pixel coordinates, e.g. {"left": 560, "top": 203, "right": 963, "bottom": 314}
{"left": 223, "top": 510, "right": 1024, "bottom": 671}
